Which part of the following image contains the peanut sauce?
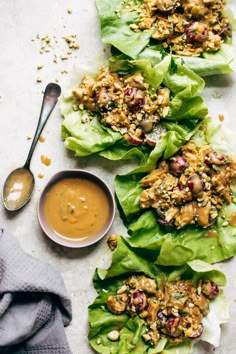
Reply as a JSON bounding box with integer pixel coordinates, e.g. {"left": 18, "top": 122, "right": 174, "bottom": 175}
{"left": 39, "top": 135, "right": 45, "bottom": 142}
{"left": 40, "top": 154, "right": 51, "bottom": 166}
{"left": 205, "top": 229, "right": 218, "bottom": 238}
{"left": 229, "top": 212, "right": 236, "bottom": 227}
{"left": 44, "top": 177, "right": 111, "bottom": 240}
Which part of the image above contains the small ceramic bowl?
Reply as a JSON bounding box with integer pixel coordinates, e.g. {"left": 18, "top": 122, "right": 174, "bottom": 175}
{"left": 37, "top": 169, "right": 115, "bottom": 248}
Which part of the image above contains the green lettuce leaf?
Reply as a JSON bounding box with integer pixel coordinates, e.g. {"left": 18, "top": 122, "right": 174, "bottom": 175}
{"left": 60, "top": 56, "right": 207, "bottom": 162}
{"left": 88, "top": 237, "right": 228, "bottom": 354}
{"left": 138, "top": 41, "right": 235, "bottom": 77}
{"left": 96, "top": 0, "right": 148, "bottom": 59}
{"left": 96, "top": 0, "right": 235, "bottom": 76}
{"left": 201, "top": 290, "right": 229, "bottom": 347}
{"left": 115, "top": 121, "right": 236, "bottom": 265}
{"left": 123, "top": 203, "right": 236, "bottom": 266}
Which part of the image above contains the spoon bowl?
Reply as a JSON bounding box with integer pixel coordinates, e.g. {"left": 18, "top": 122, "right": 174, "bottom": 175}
{"left": 2, "top": 83, "right": 61, "bottom": 211}
{"left": 3, "top": 168, "right": 34, "bottom": 211}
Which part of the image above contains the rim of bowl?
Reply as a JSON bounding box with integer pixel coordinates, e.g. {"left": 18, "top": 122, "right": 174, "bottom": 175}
{"left": 37, "top": 169, "right": 116, "bottom": 248}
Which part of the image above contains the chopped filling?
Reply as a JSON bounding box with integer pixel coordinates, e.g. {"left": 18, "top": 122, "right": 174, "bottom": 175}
{"left": 131, "top": 0, "right": 231, "bottom": 56}
{"left": 106, "top": 274, "right": 219, "bottom": 346}
{"left": 140, "top": 140, "right": 236, "bottom": 229}
{"left": 72, "top": 67, "right": 169, "bottom": 145}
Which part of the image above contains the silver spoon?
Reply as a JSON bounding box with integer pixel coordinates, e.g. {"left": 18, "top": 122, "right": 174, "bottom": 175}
{"left": 2, "top": 83, "right": 61, "bottom": 211}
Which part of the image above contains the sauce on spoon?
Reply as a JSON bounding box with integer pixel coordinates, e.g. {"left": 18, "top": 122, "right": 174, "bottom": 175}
{"left": 3, "top": 168, "right": 34, "bottom": 211}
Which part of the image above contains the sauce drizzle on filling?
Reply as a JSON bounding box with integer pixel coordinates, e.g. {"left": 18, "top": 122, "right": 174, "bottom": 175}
{"left": 229, "top": 212, "right": 236, "bottom": 227}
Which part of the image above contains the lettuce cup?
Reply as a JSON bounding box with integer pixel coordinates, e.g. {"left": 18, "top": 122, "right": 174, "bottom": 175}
{"left": 114, "top": 120, "right": 236, "bottom": 265}
{"left": 96, "top": 0, "right": 235, "bottom": 76}
{"left": 88, "top": 236, "right": 229, "bottom": 354}
{"left": 60, "top": 55, "right": 207, "bottom": 163}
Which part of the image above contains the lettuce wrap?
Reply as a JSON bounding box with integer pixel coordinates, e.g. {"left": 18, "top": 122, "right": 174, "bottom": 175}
{"left": 88, "top": 236, "right": 229, "bottom": 354}
{"left": 60, "top": 55, "right": 207, "bottom": 162}
{"left": 114, "top": 121, "right": 236, "bottom": 265}
{"left": 96, "top": 0, "right": 235, "bottom": 76}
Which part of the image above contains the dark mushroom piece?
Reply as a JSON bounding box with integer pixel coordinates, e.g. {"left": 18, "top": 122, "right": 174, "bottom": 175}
{"left": 140, "top": 118, "right": 153, "bottom": 134}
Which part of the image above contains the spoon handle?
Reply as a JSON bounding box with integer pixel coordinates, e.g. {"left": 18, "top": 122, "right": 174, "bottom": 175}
{"left": 24, "top": 83, "right": 61, "bottom": 169}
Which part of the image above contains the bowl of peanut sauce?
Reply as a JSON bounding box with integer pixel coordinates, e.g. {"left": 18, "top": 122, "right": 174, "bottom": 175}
{"left": 37, "top": 169, "right": 115, "bottom": 247}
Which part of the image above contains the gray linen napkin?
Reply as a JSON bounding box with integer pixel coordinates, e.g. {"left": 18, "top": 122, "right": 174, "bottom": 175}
{"left": 0, "top": 228, "right": 72, "bottom": 354}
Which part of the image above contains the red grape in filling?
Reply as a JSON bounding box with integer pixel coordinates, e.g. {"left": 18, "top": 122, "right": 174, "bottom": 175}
{"left": 185, "top": 22, "right": 208, "bottom": 42}
{"left": 169, "top": 156, "right": 188, "bottom": 175}
{"left": 128, "top": 291, "right": 147, "bottom": 313}
{"left": 204, "top": 151, "right": 225, "bottom": 165}
{"left": 189, "top": 323, "right": 204, "bottom": 338}
{"left": 202, "top": 280, "right": 219, "bottom": 299}
{"left": 187, "top": 174, "right": 204, "bottom": 194}
{"left": 165, "top": 317, "right": 182, "bottom": 337}
{"left": 124, "top": 88, "right": 145, "bottom": 111}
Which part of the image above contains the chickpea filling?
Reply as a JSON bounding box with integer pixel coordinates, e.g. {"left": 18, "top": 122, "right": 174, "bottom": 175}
{"left": 140, "top": 140, "right": 236, "bottom": 229}
{"left": 106, "top": 274, "right": 219, "bottom": 346}
{"left": 72, "top": 67, "right": 169, "bottom": 145}
{"left": 131, "top": 0, "right": 232, "bottom": 57}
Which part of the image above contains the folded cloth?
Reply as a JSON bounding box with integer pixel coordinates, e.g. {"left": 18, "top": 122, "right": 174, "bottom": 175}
{"left": 0, "top": 228, "right": 72, "bottom": 354}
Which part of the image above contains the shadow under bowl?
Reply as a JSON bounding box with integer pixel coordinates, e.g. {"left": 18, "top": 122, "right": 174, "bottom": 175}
{"left": 37, "top": 169, "right": 115, "bottom": 248}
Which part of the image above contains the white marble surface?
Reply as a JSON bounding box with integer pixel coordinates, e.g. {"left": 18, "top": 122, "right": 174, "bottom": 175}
{"left": 0, "top": 1, "right": 236, "bottom": 354}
